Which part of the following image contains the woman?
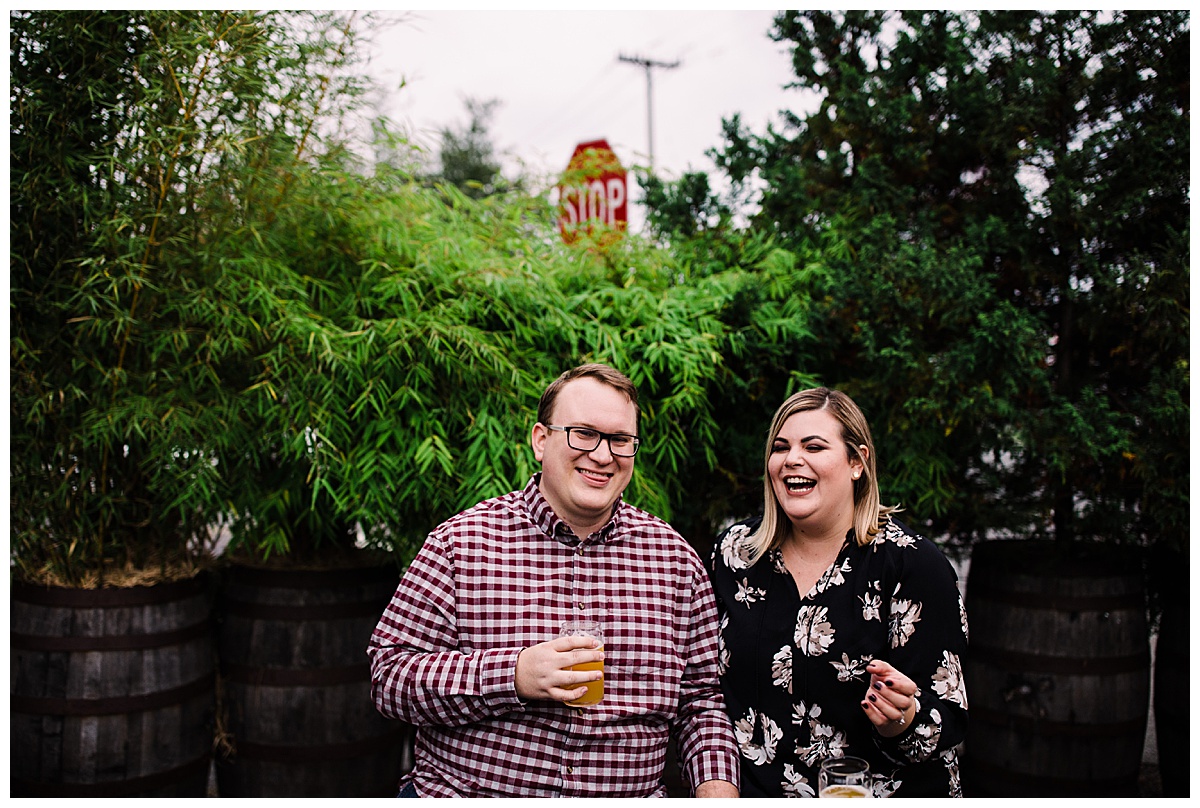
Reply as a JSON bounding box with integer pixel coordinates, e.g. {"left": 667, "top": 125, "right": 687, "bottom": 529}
{"left": 709, "top": 388, "right": 968, "bottom": 797}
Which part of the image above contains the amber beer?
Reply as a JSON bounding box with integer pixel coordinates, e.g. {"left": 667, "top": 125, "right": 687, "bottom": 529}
{"left": 559, "top": 620, "right": 604, "bottom": 707}
{"left": 818, "top": 785, "right": 871, "bottom": 798}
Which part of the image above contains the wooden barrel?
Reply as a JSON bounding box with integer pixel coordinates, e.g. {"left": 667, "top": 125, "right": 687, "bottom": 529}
{"left": 214, "top": 562, "right": 412, "bottom": 797}
{"left": 963, "top": 540, "right": 1150, "bottom": 797}
{"left": 10, "top": 575, "right": 216, "bottom": 797}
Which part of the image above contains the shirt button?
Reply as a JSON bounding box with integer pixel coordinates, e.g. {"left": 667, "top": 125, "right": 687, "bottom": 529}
{"left": 578, "top": 603, "right": 585, "bottom": 610}
{"left": 567, "top": 767, "right": 575, "bottom": 774}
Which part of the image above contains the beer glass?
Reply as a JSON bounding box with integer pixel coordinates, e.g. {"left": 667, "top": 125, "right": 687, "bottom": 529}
{"left": 559, "top": 619, "right": 604, "bottom": 707}
{"left": 818, "top": 756, "right": 871, "bottom": 798}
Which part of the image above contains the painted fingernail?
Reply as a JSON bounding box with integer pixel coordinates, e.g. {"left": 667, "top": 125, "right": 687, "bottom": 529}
{"left": 868, "top": 694, "right": 877, "bottom": 702}
{"left": 861, "top": 701, "right": 870, "bottom": 710}
{"left": 873, "top": 682, "right": 883, "bottom": 691}
{"left": 885, "top": 680, "right": 895, "bottom": 687}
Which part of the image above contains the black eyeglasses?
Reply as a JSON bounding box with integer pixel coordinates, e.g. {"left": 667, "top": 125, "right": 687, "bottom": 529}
{"left": 544, "top": 425, "right": 641, "bottom": 457}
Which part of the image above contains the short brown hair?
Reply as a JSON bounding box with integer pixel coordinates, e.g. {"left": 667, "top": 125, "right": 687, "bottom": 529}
{"left": 537, "top": 364, "right": 640, "bottom": 428}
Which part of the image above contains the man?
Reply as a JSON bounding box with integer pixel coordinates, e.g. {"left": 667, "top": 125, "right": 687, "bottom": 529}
{"left": 368, "top": 363, "right": 740, "bottom": 797}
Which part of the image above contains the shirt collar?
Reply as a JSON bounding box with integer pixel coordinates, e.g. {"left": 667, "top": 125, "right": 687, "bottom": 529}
{"left": 521, "top": 474, "right": 624, "bottom": 548}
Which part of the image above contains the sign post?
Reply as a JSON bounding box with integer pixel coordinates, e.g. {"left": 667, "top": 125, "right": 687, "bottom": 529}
{"left": 557, "top": 139, "right": 627, "bottom": 247}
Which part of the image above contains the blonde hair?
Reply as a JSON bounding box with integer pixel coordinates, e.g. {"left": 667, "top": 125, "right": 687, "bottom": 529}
{"left": 746, "top": 387, "right": 900, "bottom": 562}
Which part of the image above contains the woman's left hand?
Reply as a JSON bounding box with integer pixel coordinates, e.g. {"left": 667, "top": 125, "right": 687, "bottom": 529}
{"left": 860, "top": 659, "right": 920, "bottom": 738}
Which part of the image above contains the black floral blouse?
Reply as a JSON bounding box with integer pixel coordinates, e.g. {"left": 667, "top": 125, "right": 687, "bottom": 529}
{"left": 708, "top": 516, "right": 969, "bottom": 798}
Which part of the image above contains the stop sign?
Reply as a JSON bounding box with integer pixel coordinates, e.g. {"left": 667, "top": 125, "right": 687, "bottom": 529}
{"left": 557, "top": 139, "right": 627, "bottom": 246}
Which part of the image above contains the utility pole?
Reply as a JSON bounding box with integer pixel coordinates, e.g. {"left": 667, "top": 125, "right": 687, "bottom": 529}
{"left": 618, "top": 53, "right": 680, "bottom": 172}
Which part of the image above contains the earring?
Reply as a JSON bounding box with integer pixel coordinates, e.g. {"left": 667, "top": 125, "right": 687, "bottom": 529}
{"left": 852, "top": 472, "right": 861, "bottom": 480}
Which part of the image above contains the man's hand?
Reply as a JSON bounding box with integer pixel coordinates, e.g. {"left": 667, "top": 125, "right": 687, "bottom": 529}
{"left": 515, "top": 635, "right": 604, "bottom": 703}
{"left": 695, "top": 779, "right": 739, "bottom": 798}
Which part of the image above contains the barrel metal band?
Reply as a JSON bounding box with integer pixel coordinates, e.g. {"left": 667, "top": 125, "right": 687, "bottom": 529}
{"left": 968, "top": 754, "right": 1138, "bottom": 795}
{"left": 220, "top": 598, "right": 388, "bottom": 621}
{"left": 12, "top": 576, "right": 207, "bottom": 607}
{"left": 971, "top": 704, "right": 1147, "bottom": 737}
{"left": 11, "top": 671, "right": 215, "bottom": 717}
{"left": 11, "top": 753, "right": 211, "bottom": 797}
{"left": 227, "top": 564, "right": 398, "bottom": 589}
{"left": 227, "top": 724, "right": 410, "bottom": 762}
{"left": 967, "top": 581, "right": 1144, "bottom": 611}
{"left": 970, "top": 644, "right": 1149, "bottom": 675}
{"left": 11, "top": 618, "right": 211, "bottom": 652}
{"left": 220, "top": 661, "right": 368, "bottom": 686}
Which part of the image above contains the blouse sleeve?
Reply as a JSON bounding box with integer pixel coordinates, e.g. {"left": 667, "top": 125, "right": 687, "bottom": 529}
{"left": 872, "top": 526, "right": 969, "bottom": 765}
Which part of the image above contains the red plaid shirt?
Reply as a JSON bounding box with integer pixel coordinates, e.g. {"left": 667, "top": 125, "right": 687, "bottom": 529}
{"left": 368, "top": 475, "right": 740, "bottom": 797}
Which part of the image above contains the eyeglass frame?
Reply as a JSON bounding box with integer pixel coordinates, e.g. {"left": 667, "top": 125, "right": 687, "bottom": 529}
{"left": 542, "top": 424, "right": 642, "bottom": 457}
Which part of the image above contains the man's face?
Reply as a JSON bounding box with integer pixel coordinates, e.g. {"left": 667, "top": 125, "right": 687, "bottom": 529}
{"left": 531, "top": 376, "right": 638, "bottom": 537}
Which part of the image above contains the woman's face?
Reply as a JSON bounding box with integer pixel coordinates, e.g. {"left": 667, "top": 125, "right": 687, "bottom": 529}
{"left": 768, "top": 408, "right": 864, "bottom": 537}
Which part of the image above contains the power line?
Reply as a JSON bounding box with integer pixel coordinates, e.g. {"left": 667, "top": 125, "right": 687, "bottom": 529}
{"left": 618, "top": 53, "right": 680, "bottom": 172}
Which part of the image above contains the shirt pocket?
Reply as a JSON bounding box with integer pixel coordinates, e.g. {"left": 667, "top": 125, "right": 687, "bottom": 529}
{"left": 605, "top": 660, "right": 681, "bottom": 716}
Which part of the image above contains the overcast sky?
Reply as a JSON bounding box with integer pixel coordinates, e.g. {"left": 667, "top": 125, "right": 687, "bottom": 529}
{"left": 362, "top": 10, "right": 818, "bottom": 228}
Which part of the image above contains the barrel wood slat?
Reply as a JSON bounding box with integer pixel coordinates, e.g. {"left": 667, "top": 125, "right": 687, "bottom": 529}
{"left": 964, "top": 541, "right": 1150, "bottom": 797}
{"left": 215, "top": 563, "right": 412, "bottom": 797}
{"left": 11, "top": 576, "right": 216, "bottom": 797}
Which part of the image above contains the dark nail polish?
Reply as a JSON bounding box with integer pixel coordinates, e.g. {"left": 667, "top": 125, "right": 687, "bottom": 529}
{"left": 885, "top": 680, "right": 895, "bottom": 687}
{"left": 861, "top": 701, "right": 870, "bottom": 710}
{"left": 873, "top": 682, "right": 883, "bottom": 691}
{"left": 868, "top": 694, "right": 877, "bottom": 702}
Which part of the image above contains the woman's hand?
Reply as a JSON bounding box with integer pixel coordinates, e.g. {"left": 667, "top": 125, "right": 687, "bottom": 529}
{"left": 860, "top": 659, "right": 920, "bottom": 738}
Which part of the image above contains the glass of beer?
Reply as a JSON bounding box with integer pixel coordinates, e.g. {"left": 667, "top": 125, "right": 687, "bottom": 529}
{"left": 559, "top": 619, "right": 604, "bottom": 707}
{"left": 818, "top": 756, "right": 871, "bottom": 798}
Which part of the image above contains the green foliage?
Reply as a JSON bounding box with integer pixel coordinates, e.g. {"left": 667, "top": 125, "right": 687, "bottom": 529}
{"left": 693, "top": 10, "right": 1189, "bottom": 552}
{"left": 10, "top": 9, "right": 817, "bottom": 581}
{"left": 429, "top": 97, "right": 506, "bottom": 199}
{"left": 11, "top": 10, "right": 375, "bottom": 583}
{"left": 215, "top": 164, "right": 817, "bottom": 559}
{"left": 18, "top": 9, "right": 1182, "bottom": 596}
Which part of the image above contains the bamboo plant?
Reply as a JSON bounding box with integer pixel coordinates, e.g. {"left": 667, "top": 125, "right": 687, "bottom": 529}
{"left": 10, "top": 10, "right": 375, "bottom": 584}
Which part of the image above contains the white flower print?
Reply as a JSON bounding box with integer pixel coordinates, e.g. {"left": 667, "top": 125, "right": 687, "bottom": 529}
{"left": 771, "top": 549, "right": 788, "bottom": 575}
{"left": 734, "top": 708, "right": 783, "bottom": 766}
{"left": 898, "top": 706, "right": 942, "bottom": 760}
{"left": 942, "top": 748, "right": 962, "bottom": 797}
{"left": 735, "top": 577, "right": 767, "bottom": 608}
{"left": 721, "top": 524, "right": 755, "bottom": 570}
{"left": 794, "top": 701, "right": 849, "bottom": 766}
{"left": 795, "top": 605, "right": 836, "bottom": 656}
{"left": 810, "top": 557, "right": 852, "bottom": 595}
{"left": 829, "top": 652, "right": 874, "bottom": 682}
{"left": 871, "top": 773, "right": 902, "bottom": 799}
{"left": 888, "top": 590, "right": 921, "bottom": 649}
{"left": 932, "top": 650, "right": 968, "bottom": 708}
{"left": 958, "top": 592, "right": 970, "bottom": 643}
{"left": 882, "top": 521, "right": 917, "bottom": 548}
{"left": 771, "top": 645, "right": 793, "bottom": 693}
{"left": 860, "top": 582, "right": 882, "bottom": 622}
{"left": 782, "top": 764, "right": 816, "bottom": 798}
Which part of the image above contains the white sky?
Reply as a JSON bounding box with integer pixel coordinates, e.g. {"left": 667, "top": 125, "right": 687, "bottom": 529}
{"left": 361, "top": 10, "right": 818, "bottom": 229}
